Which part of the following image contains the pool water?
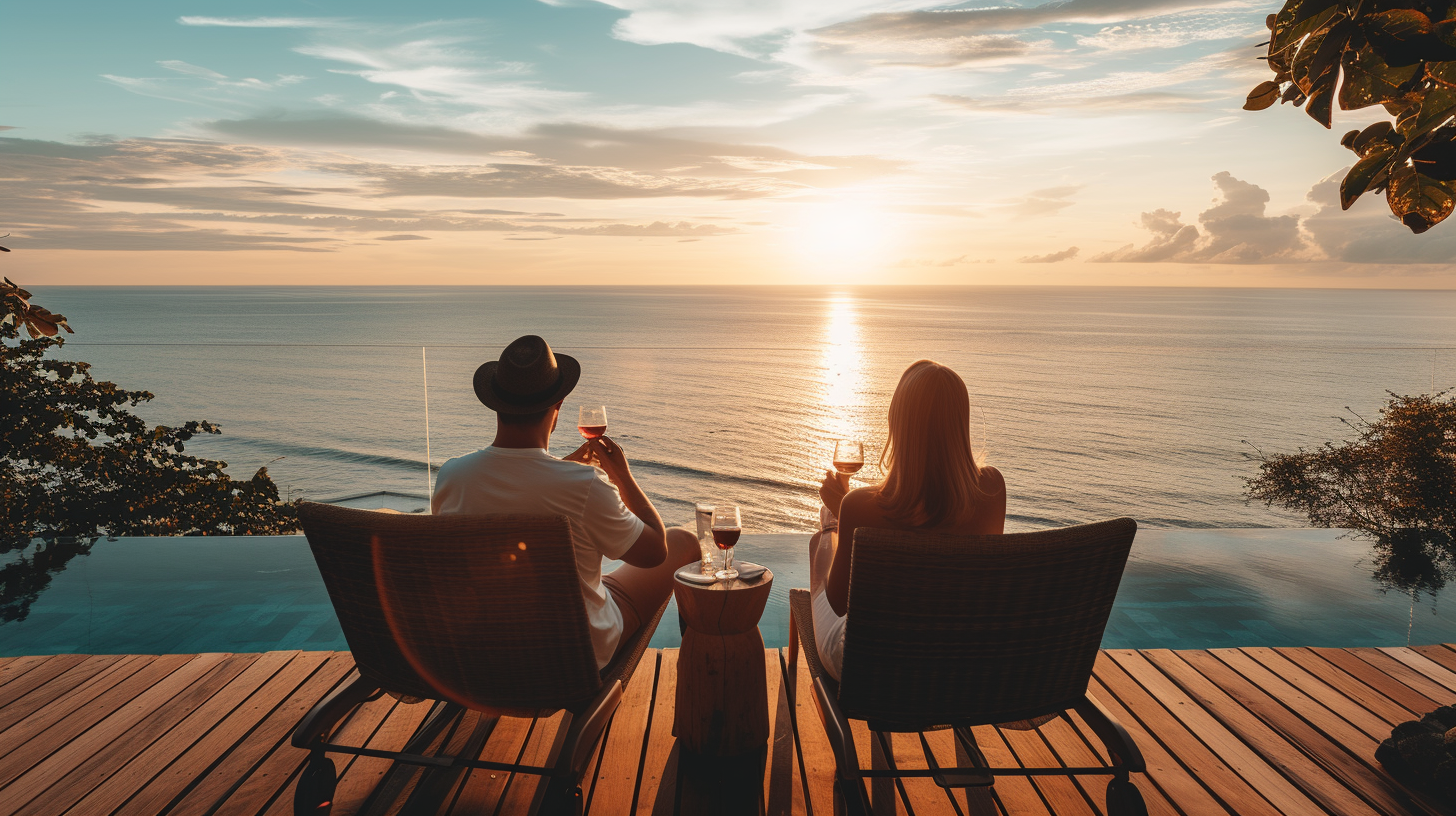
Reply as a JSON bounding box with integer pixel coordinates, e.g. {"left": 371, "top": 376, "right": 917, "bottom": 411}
{"left": 1, "top": 529, "right": 1451, "bottom": 657}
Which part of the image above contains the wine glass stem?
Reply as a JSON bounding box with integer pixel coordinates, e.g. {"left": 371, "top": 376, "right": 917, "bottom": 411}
{"left": 724, "top": 546, "right": 734, "bottom": 575}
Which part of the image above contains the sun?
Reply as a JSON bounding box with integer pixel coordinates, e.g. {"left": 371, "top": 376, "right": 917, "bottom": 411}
{"left": 791, "top": 200, "right": 897, "bottom": 277}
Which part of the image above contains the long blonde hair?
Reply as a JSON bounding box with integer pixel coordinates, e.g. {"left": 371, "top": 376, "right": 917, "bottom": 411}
{"left": 876, "top": 359, "right": 985, "bottom": 528}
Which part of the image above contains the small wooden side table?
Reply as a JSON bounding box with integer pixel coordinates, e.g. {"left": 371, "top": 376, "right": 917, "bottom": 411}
{"left": 672, "top": 567, "right": 774, "bottom": 756}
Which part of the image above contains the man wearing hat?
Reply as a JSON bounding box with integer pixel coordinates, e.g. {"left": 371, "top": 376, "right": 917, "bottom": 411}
{"left": 431, "top": 335, "right": 699, "bottom": 670}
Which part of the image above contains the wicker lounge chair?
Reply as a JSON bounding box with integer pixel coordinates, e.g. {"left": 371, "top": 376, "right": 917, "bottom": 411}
{"left": 788, "top": 517, "right": 1147, "bottom": 816}
{"left": 290, "top": 502, "right": 666, "bottom": 816}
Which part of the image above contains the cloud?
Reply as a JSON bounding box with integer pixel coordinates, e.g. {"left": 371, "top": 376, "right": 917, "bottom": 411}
{"left": 0, "top": 126, "right": 15, "bottom": 132}
{"left": 325, "top": 160, "right": 798, "bottom": 200}
{"left": 892, "top": 255, "right": 995, "bottom": 267}
{"left": 810, "top": 31, "right": 1044, "bottom": 70}
{"left": 1000, "top": 185, "right": 1080, "bottom": 218}
{"left": 1092, "top": 172, "right": 1310, "bottom": 263}
{"left": 1075, "top": 12, "right": 1262, "bottom": 52}
{"left": 1019, "top": 246, "right": 1080, "bottom": 263}
{"left": 157, "top": 60, "right": 228, "bottom": 80}
{"left": 177, "top": 16, "right": 341, "bottom": 28}
{"left": 205, "top": 116, "right": 899, "bottom": 185}
{"left": 811, "top": 0, "right": 1243, "bottom": 41}
{"left": 1303, "top": 173, "right": 1456, "bottom": 263}
{"left": 0, "top": 136, "right": 743, "bottom": 251}
{"left": 933, "top": 90, "right": 1213, "bottom": 114}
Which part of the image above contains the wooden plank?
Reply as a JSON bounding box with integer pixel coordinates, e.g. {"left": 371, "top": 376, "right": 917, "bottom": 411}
{"left": 920, "top": 729, "right": 998, "bottom": 816}
{"left": 1377, "top": 648, "right": 1456, "bottom": 693}
{"left": 968, "top": 724, "right": 1052, "bottom": 816}
{"left": 1178, "top": 649, "right": 1437, "bottom": 816}
{"left": 1311, "top": 649, "right": 1444, "bottom": 715}
{"left": 765, "top": 650, "right": 805, "bottom": 816}
{"left": 0, "top": 654, "right": 91, "bottom": 707}
{"left": 1212, "top": 649, "right": 1383, "bottom": 757}
{"left": 851, "top": 719, "right": 900, "bottom": 815}
{"left": 1239, "top": 648, "right": 1396, "bottom": 740}
{"left": 0, "top": 654, "right": 195, "bottom": 791}
{"left": 217, "top": 681, "right": 456, "bottom": 816}
{"left": 789, "top": 652, "right": 837, "bottom": 816}
{"left": 1410, "top": 644, "right": 1456, "bottom": 675}
{"left": 635, "top": 650, "right": 679, "bottom": 816}
{"left": 996, "top": 724, "right": 1098, "bottom": 816}
{"left": 0, "top": 656, "right": 53, "bottom": 691}
{"left": 1058, "top": 709, "right": 1180, "bottom": 816}
{"left": 1084, "top": 674, "right": 1231, "bottom": 816}
{"left": 71, "top": 652, "right": 298, "bottom": 816}
{"left": 589, "top": 650, "right": 657, "bottom": 814}
{"left": 258, "top": 693, "right": 404, "bottom": 816}
{"left": 887, "top": 731, "right": 959, "bottom": 816}
{"left": 159, "top": 653, "right": 353, "bottom": 816}
{"left": 110, "top": 651, "right": 324, "bottom": 816}
{"left": 1141, "top": 650, "right": 1381, "bottom": 816}
{"left": 443, "top": 714, "right": 534, "bottom": 816}
{"left": 10, "top": 653, "right": 256, "bottom": 816}
{"left": 1346, "top": 649, "right": 1456, "bottom": 708}
{"left": 0, "top": 652, "right": 232, "bottom": 815}
{"left": 0, "top": 655, "right": 125, "bottom": 735}
{"left": 496, "top": 710, "right": 568, "bottom": 816}
{"left": 323, "top": 697, "right": 437, "bottom": 816}
{"left": 359, "top": 708, "right": 498, "bottom": 816}
{"left": 1101, "top": 652, "right": 1289, "bottom": 816}
{"left": 1279, "top": 649, "right": 1425, "bottom": 723}
{"left": 0, "top": 654, "right": 157, "bottom": 767}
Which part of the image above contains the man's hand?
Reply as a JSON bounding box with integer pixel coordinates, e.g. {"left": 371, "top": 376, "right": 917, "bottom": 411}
{"left": 819, "top": 469, "right": 850, "bottom": 518}
{"left": 587, "top": 435, "right": 632, "bottom": 485}
{"left": 562, "top": 441, "right": 594, "bottom": 465}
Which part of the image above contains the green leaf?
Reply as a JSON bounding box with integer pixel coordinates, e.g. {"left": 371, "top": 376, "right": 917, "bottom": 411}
{"left": 1339, "top": 46, "right": 1419, "bottom": 110}
{"left": 1400, "top": 82, "right": 1456, "bottom": 138}
{"left": 1353, "top": 120, "right": 1397, "bottom": 154}
{"left": 1365, "top": 9, "right": 1433, "bottom": 66}
{"left": 1273, "top": 2, "right": 1344, "bottom": 57}
{"left": 1411, "top": 128, "right": 1456, "bottom": 180}
{"left": 1387, "top": 163, "right": 1456, "bottom": 232}
{"left": 1342, "top": 144, "right": 1397, "bottom": 208}
{"left": 1246, "top": 80, "right": 1283, "bottom": 110}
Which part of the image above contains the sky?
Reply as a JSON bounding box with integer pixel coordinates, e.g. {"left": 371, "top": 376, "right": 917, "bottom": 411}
{"left": 3, "top": 0, "right": 1454, "bottom": 286}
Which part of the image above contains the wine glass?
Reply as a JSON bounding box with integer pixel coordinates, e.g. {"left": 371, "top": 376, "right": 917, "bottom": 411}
{"left": 833, "top": 439, "right": 865, "bottom": 478}
{"left": 711, "top": 505, "right": 742, "bottom": 581}
{"left": 578, "top": 405, "right": 608, "bottom": 439}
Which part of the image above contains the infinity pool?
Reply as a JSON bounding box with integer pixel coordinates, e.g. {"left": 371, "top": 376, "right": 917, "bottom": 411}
{"left": 1, "top": 528, "right": 1451, "bottom": 657}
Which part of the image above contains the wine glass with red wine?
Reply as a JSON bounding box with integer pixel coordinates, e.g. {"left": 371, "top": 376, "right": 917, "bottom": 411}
{"left": 578, "top": 405, "right": 607, "bottom": 439}
{"left": 833, "top": 439, "right": 865, "bottom": 479}
{"left": 711, "top": 505, "right": 742, "bottom": 581}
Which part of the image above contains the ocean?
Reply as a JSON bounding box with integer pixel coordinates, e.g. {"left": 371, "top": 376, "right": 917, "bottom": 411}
{"left": 30, "top": 285, "right": 1456, "bottom": 533}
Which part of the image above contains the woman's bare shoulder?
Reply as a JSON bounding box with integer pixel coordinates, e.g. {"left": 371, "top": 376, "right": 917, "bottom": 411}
{"left": 979, "top": 464, "right": 1006, "bottom": 493}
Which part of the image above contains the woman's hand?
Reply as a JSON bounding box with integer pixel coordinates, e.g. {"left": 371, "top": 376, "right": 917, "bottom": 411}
{"left": 819, "top": 469, "right": 850, "bottom": 518}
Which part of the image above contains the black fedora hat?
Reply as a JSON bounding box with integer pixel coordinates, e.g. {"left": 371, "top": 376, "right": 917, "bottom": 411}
{"left": 473, "top": 335, "right": 581, "bottom": 414}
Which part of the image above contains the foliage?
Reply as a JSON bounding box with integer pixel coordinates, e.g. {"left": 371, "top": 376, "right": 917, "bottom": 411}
{"left": 1, "top": 276, "right": 300, "bottom": 549}
{"left": 1245, "top": 392, "right": 1456, "bottom": 595}
{"left": 1246, "top": 0, "right": 1456, "bottom": 232}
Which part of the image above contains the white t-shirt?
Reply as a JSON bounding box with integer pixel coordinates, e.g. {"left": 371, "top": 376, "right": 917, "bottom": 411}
{"left": 430, "top": 446, "right": 646, "bottom": 670}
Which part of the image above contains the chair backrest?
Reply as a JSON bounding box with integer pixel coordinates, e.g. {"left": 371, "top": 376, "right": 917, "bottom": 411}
{"left": 836, "top": 518, "right": 1137, "bottom": 728}
{"left": 298, "top": 502, "right": 602, "bottom": 712}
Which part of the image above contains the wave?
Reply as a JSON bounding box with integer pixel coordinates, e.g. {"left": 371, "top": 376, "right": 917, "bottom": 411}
{"left": 231, "top": 437, "right": 439, "bottom": 473}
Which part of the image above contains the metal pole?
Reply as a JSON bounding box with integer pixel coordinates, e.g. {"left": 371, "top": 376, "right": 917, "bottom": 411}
{"left": 423, "top": 347, "right": 433, "bottom": 500}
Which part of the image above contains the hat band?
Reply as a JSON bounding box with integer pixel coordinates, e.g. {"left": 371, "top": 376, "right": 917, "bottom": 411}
{"left": 491, "top": 371, "right": 565, "bottom": 406}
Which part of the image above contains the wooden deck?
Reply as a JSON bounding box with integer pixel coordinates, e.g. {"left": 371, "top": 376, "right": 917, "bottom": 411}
{"left": 0, "top": 645, "right": 1453, "bottom": 816}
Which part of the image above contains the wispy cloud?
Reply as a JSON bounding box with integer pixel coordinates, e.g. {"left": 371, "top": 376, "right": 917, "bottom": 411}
{"left": 178, "top": 16, "right": 343, "bottom": 29}
{"left": 1019, "top": 246, "right": 1080, "bottom": 262}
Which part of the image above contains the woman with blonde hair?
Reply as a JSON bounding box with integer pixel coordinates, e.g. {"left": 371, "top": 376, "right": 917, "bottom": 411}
{"left": 809, "top": 359, "right": 1006, "bottom": 679}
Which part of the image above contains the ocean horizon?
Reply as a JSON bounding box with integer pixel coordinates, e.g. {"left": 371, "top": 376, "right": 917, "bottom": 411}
{"left": 30, "top": 284, "right": 1456, "bottom": 533}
